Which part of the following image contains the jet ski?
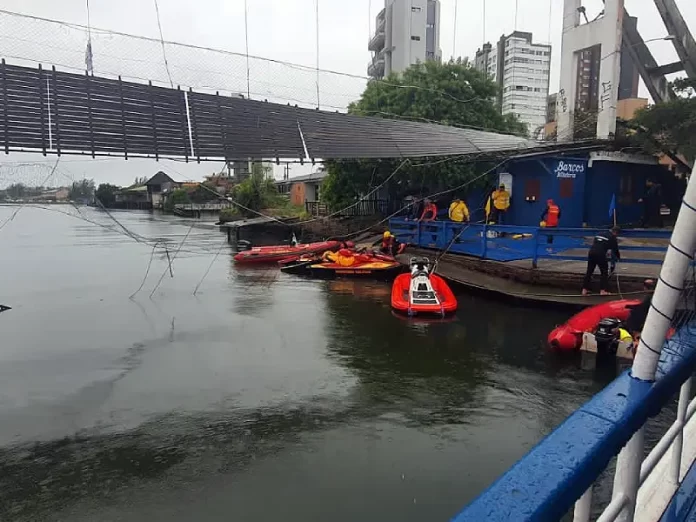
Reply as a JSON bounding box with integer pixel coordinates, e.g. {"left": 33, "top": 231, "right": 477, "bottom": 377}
{"left": 391, "top": 257, "right": 457, "bottom": 316}
{"left": 280, "top": 248, "right": 402, "bottom": 279}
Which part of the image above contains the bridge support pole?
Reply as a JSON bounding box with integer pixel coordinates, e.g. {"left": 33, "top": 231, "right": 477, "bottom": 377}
{"left": 609, "top": 168, "right": 696, "bottom": 521}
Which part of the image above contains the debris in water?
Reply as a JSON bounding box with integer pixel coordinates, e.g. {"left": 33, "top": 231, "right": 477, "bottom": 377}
{"left": 0, "top": 305, "right": 10, "bottom": 313}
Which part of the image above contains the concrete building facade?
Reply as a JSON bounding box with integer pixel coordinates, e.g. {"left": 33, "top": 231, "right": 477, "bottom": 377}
{"left": 474, "top": 31, "right": 551, "bottom": 137}
{"left": 368, "top": 0, "right": 442, "bottom": 79}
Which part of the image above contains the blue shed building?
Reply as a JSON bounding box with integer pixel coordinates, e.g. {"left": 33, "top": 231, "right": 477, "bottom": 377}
{"left": 490, "top": 150, "right": 673, "bottom": 228}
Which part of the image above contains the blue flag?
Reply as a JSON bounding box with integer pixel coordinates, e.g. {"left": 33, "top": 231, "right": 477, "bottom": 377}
{"left": 608, "top": 193, "right": 616, "bottom": 219}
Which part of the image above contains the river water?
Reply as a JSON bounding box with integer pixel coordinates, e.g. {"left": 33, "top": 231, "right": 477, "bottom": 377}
{"left": 0, "top": 206, "right": 637, "bottom": 521}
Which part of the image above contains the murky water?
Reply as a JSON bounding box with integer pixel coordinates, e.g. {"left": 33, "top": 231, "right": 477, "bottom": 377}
{"left": 0, "top": 206, "right": 639, "bottom": 521}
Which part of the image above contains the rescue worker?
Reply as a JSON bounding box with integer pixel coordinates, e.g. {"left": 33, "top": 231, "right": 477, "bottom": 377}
{"left": 582, "top": 226, "right": 621, "bottom": 296}
{"left": 625, "top": 279, "right": 656, "bottom": 347}
{"left": 379, "top": 231, "right": 405, "bottom": 256}
{"left": 638, "top": 179, "right": 663, "bottom": 228}
{"left": 488, "top": 184, "right": 510, "bottom": 224}
{"left": 419, "top": 199, "right": 438, "bottom": 221}
{"left": 540, "top": 199, "right": 561, "bottom": 245}
{"left": 448, "top": 198, "right": 470, "bottom": 223}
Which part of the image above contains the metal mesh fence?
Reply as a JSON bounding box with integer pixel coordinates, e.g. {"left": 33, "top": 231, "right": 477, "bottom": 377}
{"left": 0, "top": 9, "right": 368, "bottom": 110}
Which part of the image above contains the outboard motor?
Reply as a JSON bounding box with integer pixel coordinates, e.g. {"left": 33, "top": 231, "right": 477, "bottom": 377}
{"left": 595, "top": 317, "right": 621, "bottom": 356}
{"left": 236, "top": 239, "right": 252, "bottom": 251}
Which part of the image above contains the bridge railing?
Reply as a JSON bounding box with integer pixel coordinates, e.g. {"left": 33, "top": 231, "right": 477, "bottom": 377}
{"left": 388, "top": 218, "right": 670, "bottom": 266}
{"left": 450, "top": 326, "right": 696, "bottom": 521}
{"left": 451, "top": 171, "right": 696, "bottom": 522}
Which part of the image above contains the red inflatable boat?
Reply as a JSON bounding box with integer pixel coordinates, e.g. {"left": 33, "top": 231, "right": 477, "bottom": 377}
{"left": 548, "top": 299, "right": 641, "bottom": 351}
{"left": 233, "top": 240, "right": 342, "bottom": 264}
{"left": 391, "top": 257, "right": 458, "bottom": 316}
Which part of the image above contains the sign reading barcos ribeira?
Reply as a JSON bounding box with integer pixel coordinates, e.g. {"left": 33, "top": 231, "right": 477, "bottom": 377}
{"left": 554, "top": 160, "right": 585, "bottom": 178}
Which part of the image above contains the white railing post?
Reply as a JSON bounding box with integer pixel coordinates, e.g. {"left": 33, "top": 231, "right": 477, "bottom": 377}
{"left": 632, "top": 170, "right": 696, "bottom": 381}
{"left": 612, "top": 428, "right": 645, "bottom": 522}
{"left": 573, "top": 485, "right": 593, "bottom": 522}
{"left": 671, "top": 377, "right": 692, "bottom": 485}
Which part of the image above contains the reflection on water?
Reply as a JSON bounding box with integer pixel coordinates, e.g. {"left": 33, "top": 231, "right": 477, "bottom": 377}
{"left": 0, "top": 206, "right": 635, "bottom": 522}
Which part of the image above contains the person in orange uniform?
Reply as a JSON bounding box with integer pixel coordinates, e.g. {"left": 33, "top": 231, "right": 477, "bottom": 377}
{"left": 419, "top": 199, "right": 438, "bottom": 221}
{"left": 540, "top": 199, "right": 561, "bottom": 244}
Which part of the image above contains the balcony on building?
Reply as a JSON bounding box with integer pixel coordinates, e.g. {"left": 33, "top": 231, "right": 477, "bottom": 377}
{"left": 368, "top": 9, "right": 386, "bottom": 52}
{"left": 367, "top": 49, "right": 386, "bottom": 78}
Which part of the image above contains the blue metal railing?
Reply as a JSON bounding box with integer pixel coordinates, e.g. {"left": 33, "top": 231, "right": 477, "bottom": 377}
{"left": 451, "top": 323, "right": 696, "bottom": 521}
{"left": 389, "top": 218, "right": 671, "bottom": 267}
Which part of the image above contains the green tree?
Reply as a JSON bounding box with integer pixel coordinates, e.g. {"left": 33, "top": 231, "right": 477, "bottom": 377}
{"left": 232, "top": 162, "right": 280, "bottom": 216}
{"left": 322, "top": 59, "right": 528, "bottom": 208}
{"left": 632, "top": 78, "right": 696, "bottom": 162}
{"left": 68, "top": 179, "right": 95, "bottom": 201}
{"left": 95, "top": 183, "right": 121, "bottom": 207}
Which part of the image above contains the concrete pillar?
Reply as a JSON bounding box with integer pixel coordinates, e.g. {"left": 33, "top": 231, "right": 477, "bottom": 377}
{"left": 556, "top": 0, "right": 624, "bottom": 141}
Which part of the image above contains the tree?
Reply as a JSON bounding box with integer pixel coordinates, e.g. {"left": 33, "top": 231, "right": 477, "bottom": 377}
{"left": 322, "top": 59, "right": 528, "bottom": 208}
{"left": 6, "top": 183, "right": 26, "bottom": 199}
{"left": 95, "top": 183, "right": 121, "bottom": 207}
{"left": 68, "top": 179, "right": 95, "bottom": 202}
{"left": 232, "top": 162, "right": 280, "bottom": 216}
{"left": 632, "top": 78, "right": 696, "bottom": 163}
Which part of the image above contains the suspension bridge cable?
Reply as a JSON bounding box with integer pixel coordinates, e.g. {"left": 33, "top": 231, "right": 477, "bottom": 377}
{"left": 453, "top": 0, "right": 458, "bottom": 58}
{"left": 243, "top": 0, "right": 251, "bottom": 99}
{"left": 315, "top": 0, "right": 321, "bottom": 109}
{"left": 152, "top": 0, "right": 174, "bottom": 88}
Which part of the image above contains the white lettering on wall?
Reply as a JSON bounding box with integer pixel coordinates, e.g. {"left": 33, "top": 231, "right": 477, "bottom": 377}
{"left": 554, "top": 160, "right": 585, "bottom": 179}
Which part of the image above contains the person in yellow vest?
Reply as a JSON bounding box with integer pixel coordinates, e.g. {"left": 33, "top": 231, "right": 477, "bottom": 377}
{"left": 448, "top": 198, "right": 470, "bottom": 223}
{"left": 488, "top": 184, "right": 510, "bottom": 224}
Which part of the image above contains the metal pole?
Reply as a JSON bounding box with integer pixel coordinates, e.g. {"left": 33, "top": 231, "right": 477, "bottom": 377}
{"left": 612, "top": 427, "right": 645, "bottom": 522}
{"left": 573, "top": 486, "right": 593, "bottom": 522}
{"left": 671, "top": 377, "right": 692, "bottom": 485}
{"left": 632, "top": 169, "right": 696, "bottom": 381}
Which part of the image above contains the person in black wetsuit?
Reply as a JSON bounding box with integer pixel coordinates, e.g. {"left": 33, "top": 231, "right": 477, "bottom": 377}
{"left": 582, "top": 226, "right": 621, "bottom": 296}
{"left": 625, "top": 279, "right": 656, "bottom": 344}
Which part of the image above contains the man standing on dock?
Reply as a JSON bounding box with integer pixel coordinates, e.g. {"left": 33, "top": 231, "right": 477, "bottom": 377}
{"left": 488, "top": 184, "right": 510, "bottom": 224}
{"left": 582, "top": 227, "right": 621, "bottom": 296}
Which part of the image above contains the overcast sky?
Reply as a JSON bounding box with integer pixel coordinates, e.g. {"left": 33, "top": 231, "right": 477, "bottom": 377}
{"left": 0, "top": 0, "right": 693, "bottom": 188}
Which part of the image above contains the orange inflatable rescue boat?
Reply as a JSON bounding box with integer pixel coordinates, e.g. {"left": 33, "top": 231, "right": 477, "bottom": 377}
{"left": 391, "top": 257, "right": 457, "bottom": 316}
{"left": 547, "top": 299, "right": 640, "bottom": 351}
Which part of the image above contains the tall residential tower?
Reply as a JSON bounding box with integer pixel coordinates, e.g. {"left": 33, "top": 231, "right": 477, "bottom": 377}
{"left": 474, "top": 31, "right": 551, "bottom": 136}
{"left": 368, "top": 0, "right": 442, "bottom": 79}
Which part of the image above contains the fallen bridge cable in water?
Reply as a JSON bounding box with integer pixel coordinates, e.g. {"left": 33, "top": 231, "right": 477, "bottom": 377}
{"left": 192, "top": 239, "right": 228, "bottom": 296}
{"left": 149, "top": 223, "right": 195, "bottom": 298}
{"left": 129, "top": 240, "right": 162, "bottom": 300}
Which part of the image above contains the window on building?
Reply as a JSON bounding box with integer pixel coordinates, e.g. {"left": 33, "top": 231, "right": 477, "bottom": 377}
{"left": 524, "top": 178, "right": 541, "bottom": 200}
{"left": 559, "top": 178, "right": 574, "bottom": 199}
{"left": 411, "top": 6, "right": 421, "bottom": 11}
{"left": 619, "top": 172, "right": 634, "bottom": 205}
{"left": 411, "top": 35, "right": 421, "bottom": 41}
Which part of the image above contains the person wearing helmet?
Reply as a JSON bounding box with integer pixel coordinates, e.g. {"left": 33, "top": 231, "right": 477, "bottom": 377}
{"left": 488, "top": 183, "right": 510, "bottom": 224}
{"left": 379, "top": 231, "right": 405, "bottom": 256}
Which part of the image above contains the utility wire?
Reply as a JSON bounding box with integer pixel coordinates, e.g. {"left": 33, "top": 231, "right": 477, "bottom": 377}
{"left": 152, "top": 0, "right": 174, "bottom": 88}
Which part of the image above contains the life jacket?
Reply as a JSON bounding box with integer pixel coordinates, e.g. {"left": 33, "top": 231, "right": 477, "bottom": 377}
{"left": 492, "top": 190, "right": 510, "bottom": 210}
{"left": 420, "top": 203, "right": 437, "bottom": 221}
{"left": 546, "top": 204, "right": 560, "bottom": 227}
{"left": 336, "top": 248, "right": 355, "bottom": 266}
